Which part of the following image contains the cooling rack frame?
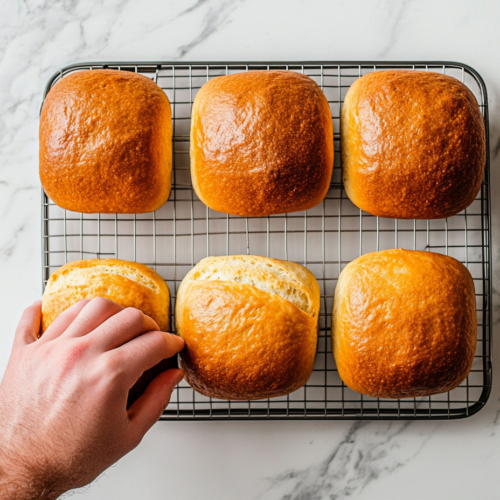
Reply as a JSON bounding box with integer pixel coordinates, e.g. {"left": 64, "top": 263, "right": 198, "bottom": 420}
{"left": 41, "top": 61, "right": 491, "bottom": 420}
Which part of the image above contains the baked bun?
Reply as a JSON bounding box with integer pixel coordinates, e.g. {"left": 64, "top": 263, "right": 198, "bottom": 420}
{"left": 42, "top": 259, "right": 170, "bottom": 333}
{"left": 191, "top": 70, "right": 333, "bottom": 217}
{"left": 175, "top": 255, "right": 320, "bottom": 400}
{"left": 341, "top": 70, "right": 486, "bottom": 219}
{"left": 332, "top": 249, "right": 477, "bottom": 399}
{"left": 40, "top": 69, "right": 172, "bottom": 213}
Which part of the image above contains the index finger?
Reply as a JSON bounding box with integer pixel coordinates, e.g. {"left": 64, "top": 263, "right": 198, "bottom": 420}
{"left": 105, "top": 330, "right": 184, "bottom": 386}
{"left": 89, "top": 307, "right": 160, "bottom": 352}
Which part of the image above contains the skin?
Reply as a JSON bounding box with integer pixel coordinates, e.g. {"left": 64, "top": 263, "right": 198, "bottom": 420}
{"left": 0, "top": 297, "right": 184, "bottom": 499}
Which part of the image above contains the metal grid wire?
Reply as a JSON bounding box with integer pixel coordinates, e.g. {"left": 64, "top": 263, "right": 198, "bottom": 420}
{"left": 41, "top": 61, "right": 491, "bottom": 420}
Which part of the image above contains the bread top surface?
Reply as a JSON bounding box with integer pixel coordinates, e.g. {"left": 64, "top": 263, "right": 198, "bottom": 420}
{"left": 178, "top": 255, "right": 320, "bottom": 316}
{"left": 175, "top": 255, "right": 320, "bottom": 400}
{"left": 191, "top": 70, "right": 333, "bottom": 217}
{"left": 341, "top": 70, "right": 486, "bottom": 219}
{"left": 42, "top": 259, "right": 170, "bottom": 332}
{"left": 40, "top": 69, "right": 172, "bottom": 214}
{"left": 332, "top": 249, "right": 477, "bottom": 399}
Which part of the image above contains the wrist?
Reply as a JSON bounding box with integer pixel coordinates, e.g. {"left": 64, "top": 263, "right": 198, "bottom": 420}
{"left": 0, "top": 453, "right": 64, "bottom": 500}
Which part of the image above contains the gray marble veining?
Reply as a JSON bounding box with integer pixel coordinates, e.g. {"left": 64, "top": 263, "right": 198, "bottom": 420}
{"left": 0, "top": 1, "right": 499, "bottom": 499}
{"left": 259, "top": 421, "right": 435, "bottom": 500}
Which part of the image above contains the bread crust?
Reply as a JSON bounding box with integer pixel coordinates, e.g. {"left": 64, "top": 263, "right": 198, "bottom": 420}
{"left": 40, "top": 69, "right": 172, "bottom": 213}
{"left": 332, "top": 249, "right": 477, "bottom": 399}
{"left": 341, "top": 70, "right": 486, "bottom": 219}
{"left": 175, "top": 255, "right": 320, "bottom": 400}
{"left": 42, "top": 259, "right": 170, "bottom": 333}
{"left": 191, "top": 70, "right": 333, "bottom": 217}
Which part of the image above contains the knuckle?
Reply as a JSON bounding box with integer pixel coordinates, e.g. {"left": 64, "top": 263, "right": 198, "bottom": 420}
{"left": 98, "top": 354, "right": 124, "bottom": 379}
{"left": 58, "top": 338, "right": 91, "bottom": 372}
{"left": 66, "top": 339, "right": 89, "bottom": 360}
{"left": 90, "top": 296, "right": 114, "bottom": 308}
{"left": 122, "top": 307, "right": 145, "bottom": 325}
{"left": 149, "top": 329, "right": 165, "bottom": 343}
{"left": 100, "top": 354, "right": 118, "bottom": 372}
{"left": 141, "top": 331, "right": 166, "bottom": 353}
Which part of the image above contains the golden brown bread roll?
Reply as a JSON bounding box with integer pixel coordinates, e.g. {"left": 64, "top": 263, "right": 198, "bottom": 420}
{"left": 42, "top": 259, "right": 170, "bottom": 333}
{"left": 190, "top": 70, "right": 333, "bottom": 217}
{"left": 175, "top": 255, "right": 320, "bottom": 400}
{"left": 40, "top": 69, "right": 172, "bottom": 214}
{"left": 332, "top": 249, "right": 477, "bottom": 399}
{"left": 341, "top": 70, "right": 486, "bottom": 219}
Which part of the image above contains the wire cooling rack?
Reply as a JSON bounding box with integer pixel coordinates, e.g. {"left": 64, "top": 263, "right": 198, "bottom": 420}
{"left": 41, "top": 61, "right": 491, "bottom": 420}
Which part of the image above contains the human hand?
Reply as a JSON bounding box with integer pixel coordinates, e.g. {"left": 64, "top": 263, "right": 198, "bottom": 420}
{"left": 0, "top": 298, "right": 184, "bottom": 500}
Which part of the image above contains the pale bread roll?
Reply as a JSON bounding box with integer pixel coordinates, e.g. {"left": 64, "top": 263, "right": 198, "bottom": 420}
{"left": 175, "top": 255, "right": 320, "bottom": 400}
{"left": 42, "top": 259, "right": 170, "bottom": 333}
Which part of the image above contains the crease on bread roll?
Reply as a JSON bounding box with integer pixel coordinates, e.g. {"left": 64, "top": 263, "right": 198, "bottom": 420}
{"left": 176, "top": 255, "right": 320, "bottom": 400}
{"left": 332, "top": 249, "right": 477, "bottom": 399}
{"left": 42, "top": 259, "right": 170, "bottom": 333}
{"left": 46, "top": 263, "right": 161, "bottom": 294}
{"left": 184, "top": 255, "right": 319, "bottom": 316}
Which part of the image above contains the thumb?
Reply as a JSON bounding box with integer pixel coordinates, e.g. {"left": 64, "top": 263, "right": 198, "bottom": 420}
{"left": 14, "top": 301, "right": 42, "bottom": 349}
{"left": 128, "top": 369, "right": 184, "bottom": 439}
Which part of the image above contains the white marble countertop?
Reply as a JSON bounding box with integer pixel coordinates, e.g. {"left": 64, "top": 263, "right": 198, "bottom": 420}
{"left": 0, "top": 1, "right": 498, "bottom": 499}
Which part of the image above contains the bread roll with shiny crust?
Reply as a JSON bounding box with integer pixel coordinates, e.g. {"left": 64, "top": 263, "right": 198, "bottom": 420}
{"left": 40, "top": 69, "right": 172, "bottom": 213}
{"left": 341, "top": 71, "right": 486, "bottom": 219}
{"left": 191, "top": 71, "right": 333, "bottom": 217}
{"left": 332, "top": 249, "right": 477, "bottom": 399}
{"left": 42, "top": 259, "right": 170, "bottom": 333}
{"left": 175, "top": 255, "right": 320, "bottom": 400}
